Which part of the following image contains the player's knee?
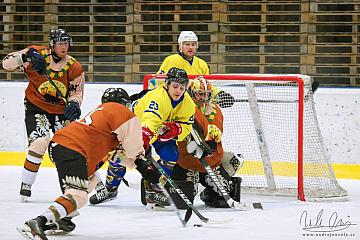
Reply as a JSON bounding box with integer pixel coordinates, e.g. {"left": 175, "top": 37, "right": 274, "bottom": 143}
{"left": 64, "top": 188, "right": 88, "bottom": 210}
{"left": 28, "top": 136, "right": 51, "bottom": 156}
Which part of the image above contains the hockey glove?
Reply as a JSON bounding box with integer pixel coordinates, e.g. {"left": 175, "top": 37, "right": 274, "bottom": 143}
{"left": 135, "top": 158, "right": 160, "bottom": 184}
{"left": 22, "top": 48, "right": 46, "bottom": 75}
{"left": 142, "top": 127, "right": 154, "bottom": 151}
{"left": 64, "top": 100, "right": 81, "bottom": 121}
{"left": 158, "top": 122, "right": 182, "bottom": 142}
{"left": 205, "top": 140, "right": 217, "bottom": 152}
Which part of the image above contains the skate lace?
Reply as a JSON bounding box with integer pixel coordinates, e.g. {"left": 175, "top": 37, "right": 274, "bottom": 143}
{"left": 96, "top": 189, "right": 108, "bottom": 201}
{"left": 153, "top": 193, "right": 167, "bottom": 203}
{"left": 22, "top": 183, "right": 31, "bottom": 191}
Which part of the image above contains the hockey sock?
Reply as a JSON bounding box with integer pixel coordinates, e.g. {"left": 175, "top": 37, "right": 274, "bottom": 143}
{"left": 105, "top": 160, "right": 126, "bottom": 191}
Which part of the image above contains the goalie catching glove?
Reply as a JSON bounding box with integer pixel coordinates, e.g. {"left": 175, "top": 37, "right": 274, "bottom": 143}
{"left": 135, "top": 157, "right": 160, "bottom": 184}
{"left": 157, "top": 122, "right": 182, "bottom": 142}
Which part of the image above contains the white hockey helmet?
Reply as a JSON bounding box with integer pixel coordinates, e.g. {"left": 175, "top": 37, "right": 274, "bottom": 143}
{"left": 178, "top": 31, "right": 198, "bottom": 50}
{"left": 178, "top": 31, "right": 198, "bottom": 44}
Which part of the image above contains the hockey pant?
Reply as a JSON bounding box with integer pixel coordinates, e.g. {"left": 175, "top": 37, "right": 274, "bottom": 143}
{"left": 46, "top": 142, "right": 88, "bottom": 223}
{"left": 22, "top": 99, "right": 69, "bottom": 185}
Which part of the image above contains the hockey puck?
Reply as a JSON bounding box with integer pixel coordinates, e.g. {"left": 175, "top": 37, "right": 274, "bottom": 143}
{"left": 193, "top": 224, "right": 203, "bottom": 227}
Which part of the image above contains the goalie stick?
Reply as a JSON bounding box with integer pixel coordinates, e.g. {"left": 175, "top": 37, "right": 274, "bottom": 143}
{"left": 190, "top": 124, "right": 263, "bottom": 210}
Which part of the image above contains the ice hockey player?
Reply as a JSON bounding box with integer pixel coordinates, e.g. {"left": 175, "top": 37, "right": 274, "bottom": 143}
{"left": 147, "top": 31, "right": 209, "bottom": 91}
{"left": 170, "top": 76, "right": 243, "bottom": 209}
{"left": 16, "top": 88, "right": 161, "bottom": 240}
{"left": 89, "top": 67, "right": 196, "bottom": 208}
{"left": 2, "top": 28, "right": 85, "bottom": 202}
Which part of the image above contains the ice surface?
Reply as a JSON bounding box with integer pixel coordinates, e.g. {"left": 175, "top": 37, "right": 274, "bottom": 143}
{"left": 0, "top": 166, "right": 359, "bottom": 240}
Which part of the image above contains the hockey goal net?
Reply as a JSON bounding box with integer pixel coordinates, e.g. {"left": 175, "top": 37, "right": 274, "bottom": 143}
{"left": 143, "top": 74, "right": 348, "bottom": 202}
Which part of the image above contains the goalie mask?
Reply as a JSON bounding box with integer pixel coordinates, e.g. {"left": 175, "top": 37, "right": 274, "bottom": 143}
{"left": 101, "top": 88, "right": 131, "bottom": 108}
{"left": 188, "top": 76, "right": 212, "bottom": 105}
{"left": 165, "top": 67, "right": 189, "bottom": 86}
{"left": 49, "top": 28, "right": 73, "bottom": 47}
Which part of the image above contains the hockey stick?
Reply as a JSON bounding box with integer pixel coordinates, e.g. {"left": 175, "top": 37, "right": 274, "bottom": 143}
{"left": 190, "top": 126, "right": 263, "bottom": 210}
{"left": 43, "top": 73, "right": 68, "bottom": 104}
{"left": 149, "top": 157, "right": 209, "bottom": 224}
{"left": 156, "top": 181, "right": 187, "bottom": 227}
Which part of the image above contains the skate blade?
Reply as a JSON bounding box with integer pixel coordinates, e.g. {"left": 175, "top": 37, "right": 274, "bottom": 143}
{"left": 89, "top": 196, "right": 117, "bottom": 205}
{"left": 16, "top": 224, "right": 42, "bottom": 240}
{"left": 45, "top": 229, "right": 71, "bottom": 236}
{"left": 145, "top": 203, "right": 172, "bottom": 211}
{"left": 21, "top": 196, "right": 29, "bottom": 203}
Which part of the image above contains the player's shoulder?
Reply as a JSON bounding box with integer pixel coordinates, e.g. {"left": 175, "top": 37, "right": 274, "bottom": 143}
{"left": 101, "top": 102, "right": 129, "bottom": 111}
{"left": 164, "top": 53, "right": 182, "bottom": 61}
{"left": 194, "top": 55, "right": 207, "bottom": 64}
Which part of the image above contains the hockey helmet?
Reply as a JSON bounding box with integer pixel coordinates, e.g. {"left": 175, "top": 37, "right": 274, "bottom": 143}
{"left": 178, "top": 31, "right": 198, "bottom": 44}
{"left": 188, "top": 76, "right": 212, "bottom": 103}
{"left": 101, "top": 88, "right": 131, "bottom": 107}
{"left": 178, "top": 31, "right": 198, "bottom": 51}
{"left": 165, "top": 67, "right": 189, "bottom": 86}
{"left": 49, "top": 28, "right": 73, "bottom": 47}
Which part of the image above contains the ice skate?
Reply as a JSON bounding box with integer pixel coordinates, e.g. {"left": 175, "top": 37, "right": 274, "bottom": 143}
{"left": 20, "top": 182, "right": 32, "bottom": 203}
{"left": 17, "top": 216, "right": 47, "bottom": 240}
{"left": 89, "top": 181, "right": 118, "bottom": 205}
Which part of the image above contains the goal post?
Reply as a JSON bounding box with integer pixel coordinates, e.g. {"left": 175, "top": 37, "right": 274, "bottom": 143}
{"left": 143, "top": 74, "right": 348, "bottom": 202}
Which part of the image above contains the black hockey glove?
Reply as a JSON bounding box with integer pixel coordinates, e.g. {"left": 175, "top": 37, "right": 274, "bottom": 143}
{"left": 205, "top": 140, "right": 217, "bottom": 153}
{"left": 64, "top": 100, "right": 81, "bottom": 121}
{"left": 135, "top": 158, "right": 160, "bottom": 184}
{"left": 22, "top": 48, "right": 46, "bottom": 75}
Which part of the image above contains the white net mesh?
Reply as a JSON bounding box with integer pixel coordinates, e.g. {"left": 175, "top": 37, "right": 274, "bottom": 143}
{"left": 209, "top": 75, "right": 348, "bottom": 201}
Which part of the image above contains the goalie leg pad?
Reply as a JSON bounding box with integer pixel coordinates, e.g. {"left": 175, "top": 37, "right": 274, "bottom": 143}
{"left": 199, "top": 164, "right": 233, "bottom": 208}
{"left": 221, "top": 152, "right": 244, "bottom": 177}
{"left": 230, "top": 176, "right": 242, "bottom": 202}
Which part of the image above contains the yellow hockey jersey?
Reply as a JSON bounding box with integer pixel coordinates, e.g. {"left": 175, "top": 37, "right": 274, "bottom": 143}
{"left": 133, "top": 86, "right": 195, "bottom": 143}
{"left": 157, "top": 53, "right": 209, "bottom": 75}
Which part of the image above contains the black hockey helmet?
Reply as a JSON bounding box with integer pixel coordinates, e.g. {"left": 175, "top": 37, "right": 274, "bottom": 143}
{"left": 165, "top": 67, "right": 189, "bottom": 86}
{"left": 101, "top": 88, "right": 131, "bottom": 107}
{"left": 48, "top": 28, "right": 73, "bottom": 47}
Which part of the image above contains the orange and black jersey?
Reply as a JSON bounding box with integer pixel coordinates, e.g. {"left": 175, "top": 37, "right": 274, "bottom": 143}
{"left": 2, "top": 45, "right": 85, "bottom": 114}
{"left": 52, "top": 102, "right": 144, "bottom": 176}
